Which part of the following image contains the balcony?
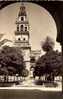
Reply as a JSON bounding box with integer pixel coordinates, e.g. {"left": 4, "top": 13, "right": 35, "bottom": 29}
{"left": 16, "top": 21, "right": 29, "bottom": 24}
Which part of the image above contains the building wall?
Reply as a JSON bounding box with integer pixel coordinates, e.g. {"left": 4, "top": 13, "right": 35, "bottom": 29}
{"left": 22, "top": 48, "right": 31, "bottom": 70}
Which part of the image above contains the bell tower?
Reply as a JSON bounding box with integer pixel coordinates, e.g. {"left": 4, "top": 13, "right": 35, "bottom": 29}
{"left": 14, "top": 3, "right": 31, "bottom": 70}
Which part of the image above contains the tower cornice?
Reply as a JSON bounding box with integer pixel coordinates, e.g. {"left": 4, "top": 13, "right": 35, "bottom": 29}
{"left": 16, "top": 21, "right": 29, "bottom": 24}
{"left": 15, "top": 31, "right": 29, "bottom": 36}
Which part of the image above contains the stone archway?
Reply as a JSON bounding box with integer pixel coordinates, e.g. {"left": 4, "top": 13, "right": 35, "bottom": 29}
{"left": 37, "top": 2, "right": 62, "bottom": 44}
{"left": 0, "top": 1, "right": 63, "bottom": 91}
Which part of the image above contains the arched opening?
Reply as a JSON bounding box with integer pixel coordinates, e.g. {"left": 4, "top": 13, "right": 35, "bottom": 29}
{"left": 21, "top": 16, "right": 24, "bottom": 21}
{"left": 21, "top": 24, "right": 23, "bottom": 31}
{"left": 17, "top": 24, "right": 19, "bottom": 31}
{"left": 18, "top": 38, "right": 20, "bottom": 41}
{"left": 25, "top": 27, "right": 27, "bottom": 31}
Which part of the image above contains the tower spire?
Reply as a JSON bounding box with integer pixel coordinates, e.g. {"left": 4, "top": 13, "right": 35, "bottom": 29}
{"left": 21, "top": 1, "right": 24, "bottom": 6}
{"left": 18, "top": 2, "right": 26, "bottom": 17}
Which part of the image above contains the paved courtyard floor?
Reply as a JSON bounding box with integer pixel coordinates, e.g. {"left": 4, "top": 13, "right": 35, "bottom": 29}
{"left": 0, "top": 89, "right": 63, "bottom": 99}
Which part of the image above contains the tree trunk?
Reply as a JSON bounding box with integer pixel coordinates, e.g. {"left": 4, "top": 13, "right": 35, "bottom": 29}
{"left": 39, "top": 76, "right": 41, "bottom": 80}
{"left": 6, "top": 74, "right": 8, "bottom": 82}
{"left": 14, "top": 75, "right": 15, "bottom": 82}
{"left": 4, "top": 75, "right": 6, "bottom": 82}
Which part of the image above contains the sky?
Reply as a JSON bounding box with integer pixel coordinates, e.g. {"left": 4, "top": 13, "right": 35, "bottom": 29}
{"left": 0, "top": 2, "right": 61, "bottom": 53}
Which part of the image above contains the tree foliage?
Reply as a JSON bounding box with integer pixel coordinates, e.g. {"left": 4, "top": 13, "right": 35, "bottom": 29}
{"left": 0, "top": 46, "right": 25, "bottom": 76}
{"left": 34, "top": 50, "right": 62, "bottom": 77}
{"left": 33, "top": 36, "right": 62, "bottom": 81}
{"left": 42, "top": 36, "right": 54, "bottom": 52}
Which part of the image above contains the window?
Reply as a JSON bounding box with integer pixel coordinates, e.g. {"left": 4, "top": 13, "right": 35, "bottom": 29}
{"left": 18, "top": 38, "right": 20, "bottom": 41}
{"left": 21, "top": 17, "right": 24, "bottom": 21}
{"left": 21, "top": 25, "right": 23, "bottom": 31}
{"left": 30, "top": 57, "right": 35, "bottom": 63}
{"left": 25, "top": 27, "right": 27, "bottom": 31}
{"left": 23, "top": 38, "right": 25, "bottom": 41}
{"left": 17, "top": 25, "right": 19, "bottom": 31}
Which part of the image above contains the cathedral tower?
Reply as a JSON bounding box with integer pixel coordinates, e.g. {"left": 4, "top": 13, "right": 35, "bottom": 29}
{"left": 14, "top": 3, "right": 31, "bottom": 70}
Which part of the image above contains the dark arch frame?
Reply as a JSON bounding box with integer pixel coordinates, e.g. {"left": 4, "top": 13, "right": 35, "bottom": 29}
{"left": 0, "top": 1, "right": 63, "bottom": 92}
{"left": 0, "top": 1, "right": 63, "bottom": 44}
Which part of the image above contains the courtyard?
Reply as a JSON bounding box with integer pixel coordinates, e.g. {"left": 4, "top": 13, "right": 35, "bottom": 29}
{"left": 0, "top": 89, "right": 63, "bottom": 99}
